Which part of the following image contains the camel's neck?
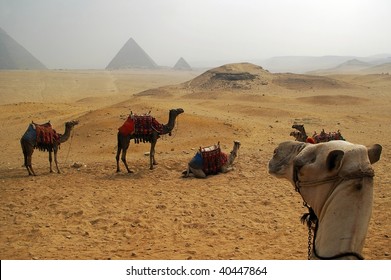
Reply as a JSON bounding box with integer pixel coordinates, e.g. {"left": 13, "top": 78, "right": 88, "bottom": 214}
{"left": 225, "top": 144, "right": 239, "bottom": 166}
{"left": 300, "top": 127, "right": 307, "bottom": 137}
{"left": 305, "top": 178, "right": 373, "bottom": 259}
{"left": 59, "top": 125, "right": 74, "bottom": 143}
{"left": 162, "top": 113, "right": 178, "bottom": 134}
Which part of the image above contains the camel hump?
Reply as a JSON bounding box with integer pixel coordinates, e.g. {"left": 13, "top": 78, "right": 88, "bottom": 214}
{"left": 32, "top": 120, "right": 52, "bottom": 128}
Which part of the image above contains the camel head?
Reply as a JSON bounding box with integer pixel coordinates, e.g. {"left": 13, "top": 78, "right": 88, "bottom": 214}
{"left": 268, "top": 140, "right": 308, "bottom": 185}
{"left": 232, "top": 140, "right": 241, "bottom": 152}
{"left": 292, "top": 141, "right": 382, "bottom": 186}
{"left": 292, "top": 124, "right": 305, "bottom": 131}
{"left": 170, "top": 108, "right": 184, "bottom": 117}
{"left": 65, "top": 120, "right": 79, "bottom": 129}
{"left": 166, "top": 109, "right": 184, "bottom": 136}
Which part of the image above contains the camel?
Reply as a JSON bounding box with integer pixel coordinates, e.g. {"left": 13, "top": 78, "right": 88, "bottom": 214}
{"left": 116, "top": 108, "right": 184, "bottom": 172}
{"left": 290, "top": 124, "right": 309, "bottom": 142}
{"left": 20, "top": 120, "right": 79, "bottom": 176}
{"left": 290, "top": 124, "right": 345, "bottom": 143}
{"left": 268, "top": 140, "right": 382, "bottom": 259}
{"left": 183, "top": 140, "right": 241, "bottom": 178}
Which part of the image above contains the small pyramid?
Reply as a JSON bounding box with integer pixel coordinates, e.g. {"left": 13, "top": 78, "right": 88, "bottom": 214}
{"left": 0, "top": 27, "right": 47, "bottom": 70}
{"left": 106, "top": 37, "right": 158, "bottom": 70}
{"left": 173, "top": 57, "right": 192, "bottom": 70}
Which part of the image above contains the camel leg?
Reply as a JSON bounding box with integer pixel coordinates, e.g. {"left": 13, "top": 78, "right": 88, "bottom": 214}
{"left": 121, "top": 148, "right": 133, "bottom": 173}
{"left": 189, "top": 166, "right": 206, "bottom": 178}
{"left": 53, "top": 147, "right": 61, "bottom": 173}
{"left": 48, "top": 151, "right": 54, "bottom": 173}
{"left": 149, "top": 138, "right": 158, "bottom": 170}
{"left": 221, "top": 166, "right": 233, "bottom": 173}
{"left": 117, "top": 133, "right": 133, "bottom": 173}
{"left": 26, "top": 154, "right": 36, "bottom": 176}
{"left": 182, "top": 166, "right": 191, "bottom": 177}
{"left": 28, "top": 165, "right": 36, "bottom": 176}
{"left": 115, "top": 146, "right": 121, "bottom": 172}
{"left": 21, "top": 140, "right": 35, "bottom": 176}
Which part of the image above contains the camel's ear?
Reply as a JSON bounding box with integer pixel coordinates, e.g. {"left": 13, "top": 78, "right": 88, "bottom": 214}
{"left": 367, "top": 144, "right": 382, "bottom": 164}
{"left": 326, "top": 150, "right": 344, "bottom": 171}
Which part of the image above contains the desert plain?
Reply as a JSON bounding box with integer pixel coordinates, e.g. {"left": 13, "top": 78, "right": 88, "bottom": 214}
{"left": 0, "top": 63, "right": 390, "bottom": 260}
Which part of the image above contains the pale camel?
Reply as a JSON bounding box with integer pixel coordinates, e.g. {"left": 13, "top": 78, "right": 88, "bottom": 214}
{"left": 183, "top": 140, "right": 241, "bottom": 178}
{"left": 20, "top": 120, "right": 79, "bottom": 176}
{"left": 268, "top": 140, "right": 382, "bottom": 259}
{"left": 116, "top": 108, "right": 184, "bottom": 172}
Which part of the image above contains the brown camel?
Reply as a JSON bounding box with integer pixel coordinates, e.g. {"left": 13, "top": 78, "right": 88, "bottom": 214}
{"left": 20, "top": 120, "right": 79, "bottom": 176}
{"left": 116, "top": 108, "right": 184, "bottom": 172}
{"left": 182, "top": 140, "right": 241, "bottom": 178}
{"left": 290, "top": 124, "right": 345, "bottom": 143}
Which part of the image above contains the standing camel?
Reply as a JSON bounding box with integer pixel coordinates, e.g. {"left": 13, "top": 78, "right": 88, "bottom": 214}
{"left": 20, "top": 120, "right": 79, "bottom": 176}
{"left": 116, "top": 108, "right": 184, "bottom": 172}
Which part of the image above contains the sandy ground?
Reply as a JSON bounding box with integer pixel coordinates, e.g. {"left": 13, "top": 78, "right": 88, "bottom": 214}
{"left": 0, "top": 65, "right": 390, "bottom": 260}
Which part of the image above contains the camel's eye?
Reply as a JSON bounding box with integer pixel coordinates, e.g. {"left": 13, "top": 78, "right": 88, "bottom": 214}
{"left": 273, "top": 148, "right": 278, "bottom": 155}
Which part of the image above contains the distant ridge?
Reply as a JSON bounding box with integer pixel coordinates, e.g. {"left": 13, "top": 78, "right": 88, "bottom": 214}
{"left": 0, "top": 27, "right": 47, "bottom": 70}
{"left": 308, "top": 59, "right": 372, "bottom": 74}
{"left": 106, "top": 37, "right": 158, "bottom": 70}
{"left": 261, "top": 54, "right": 391, "bottom": 74}
{"left": 173, "top": 57, "right": 192, "bottom": 70}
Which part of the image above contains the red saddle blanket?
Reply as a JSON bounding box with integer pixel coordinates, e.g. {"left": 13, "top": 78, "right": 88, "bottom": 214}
{"left": 199, "top": 144, "right": 228, "bottom": 175}
{"left": 118, "top": 115, "right": 163, "bottom": 136}
{"left": 34, "top": 122, "right": 60, "bottom": 145}
{"left": 118, "top": 116, "right": 135, "bottom": 135}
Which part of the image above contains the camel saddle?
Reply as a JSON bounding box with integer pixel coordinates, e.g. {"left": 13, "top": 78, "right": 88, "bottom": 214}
{"left": 118, "top": 114, "right": 164, "bottom": 143}
{"left": 309, "top": 129, "right": 345, "bottom": 143}
{"left": 34, "top": 122, "right": 59, "bottom": 144}
{"left": 197, "top": 143, "right": 228, "bottom": 175}
{"left": 118, "top": 116, "right": 135, "bottom": 135}
{"left": 22, "top": 121, "right": 60, "bottom": 151}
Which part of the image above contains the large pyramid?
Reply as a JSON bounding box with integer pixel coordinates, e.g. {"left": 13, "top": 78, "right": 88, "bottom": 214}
{"left": 173, "top": 57, "right": 192, "bottom": 70}
{"left": 106, "top": 37, "right": 158, "bottom": 70}
{"left": 0, "top": 27, "right": 47, "bottom": 70}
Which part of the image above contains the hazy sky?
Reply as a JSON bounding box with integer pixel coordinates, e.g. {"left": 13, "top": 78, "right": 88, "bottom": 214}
{"left": 1, "top": 0, "right": 390, "bottom": 69}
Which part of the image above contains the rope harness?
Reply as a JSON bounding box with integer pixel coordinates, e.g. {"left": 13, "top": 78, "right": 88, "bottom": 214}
{"left": 294, "top": 166, "right": 374, "bottom": 260}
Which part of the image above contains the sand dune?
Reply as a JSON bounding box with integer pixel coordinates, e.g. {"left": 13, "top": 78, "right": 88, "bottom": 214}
{"left": 0, "top": 64, "right": 390, "bottom": 260}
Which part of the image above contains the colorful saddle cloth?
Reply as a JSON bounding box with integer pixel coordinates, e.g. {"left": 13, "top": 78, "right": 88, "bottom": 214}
{"left": 189, "top": 143, "right": 228, "bottom": 175}
{"left": 118, "top": 116, "right": 135, "bottom": 135}
{"left": 22, "top": 122, "right": 60, "bottom": 151}
{"left": 118, "top": 114, "right": 164, "bottom": 143}
{"left": 308, "top": 129, "right": 345, "bottom": 143}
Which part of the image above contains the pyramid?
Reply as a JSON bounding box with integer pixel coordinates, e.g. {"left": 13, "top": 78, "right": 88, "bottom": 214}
{"left": 0, "top": 27, "right": 47, "bottom": 70}
{"left": 106, "top": 37, "right": 158, "bottom": 69}
{"left": 173, "top": 57, "right": 192, "bottom": 70}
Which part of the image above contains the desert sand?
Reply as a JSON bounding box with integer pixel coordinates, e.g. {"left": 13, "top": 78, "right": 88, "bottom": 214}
{"left": 0, "top": 64, "right": 390, "bottom": 260}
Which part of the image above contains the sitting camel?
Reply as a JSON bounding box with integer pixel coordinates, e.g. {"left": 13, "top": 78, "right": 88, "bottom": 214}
{"left": 116, "top": 108, "right": 184, "bottom": 172}
{"left": 290, "top": 124, "right": 345, "bottom": 143}
{"left": 183, "top": 140, "right": 241, "bottom": 178}
{"left": 20, "top": 120, "right": 79, "bottom": 176}
{"left": 268, "top": 140, "right": 382, "bottom": 259}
